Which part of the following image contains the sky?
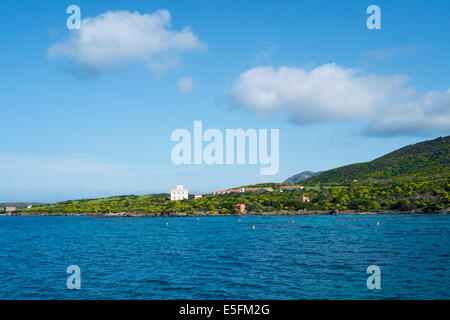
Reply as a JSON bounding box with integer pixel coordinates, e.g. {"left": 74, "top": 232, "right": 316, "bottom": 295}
{"left": 0, "top": 0, "right": 449, "bottom": 202}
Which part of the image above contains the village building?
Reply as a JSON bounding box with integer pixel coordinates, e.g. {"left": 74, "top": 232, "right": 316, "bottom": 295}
{"left": 213, "top": 186, "right": 273, "bottom": 195}
{"left": 243, "top": 187, "right": 273, "bottom": 192}
{"left": 4, "top": 207, "right": 16, "bottom": 212}
{"left": 233, "top": 204, "right": 246, "bottom": 213}
{"left": 170, "top": 185, "right": 189, "bottom": 201}
{"left": 212, "top": 188, "right": 242, "bottom": 195}
{"left": 279, "top": 185, "right": 304, "bottom": 192}
{"left": 26, "top": 204, "right": 33, "bottom": 209}
{"left": 194, "top": 194, "right": 202, "bottom": 199}
{"left": 300, "top": 195, "right": 310, "bottom": 203}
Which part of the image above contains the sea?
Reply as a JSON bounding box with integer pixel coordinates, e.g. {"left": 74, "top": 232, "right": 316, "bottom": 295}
{"left": 0, "top": 214, "right": 448, "bottom": 299}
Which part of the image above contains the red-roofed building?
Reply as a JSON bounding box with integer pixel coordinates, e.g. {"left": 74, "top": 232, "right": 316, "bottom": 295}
{"left": 300, "top": 195, "right": 310, "bottom": 202}
{"left": 233, "top": 204, "right": 246, "bottom": 213}
{"left": 279, "top": 185, "right": 304, "bottom": 192}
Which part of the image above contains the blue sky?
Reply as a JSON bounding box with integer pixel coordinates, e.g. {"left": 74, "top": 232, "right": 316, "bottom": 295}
{"left": 1, "top": 0, "right": 449, "bottom": 202}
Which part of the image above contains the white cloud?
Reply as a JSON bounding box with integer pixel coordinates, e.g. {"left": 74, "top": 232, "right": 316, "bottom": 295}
{"left": 48, "top": 9, "right": 205, "bottom": 74}
{"left": 0, "top": 154, "right": 200, "bottom": 202}
{"left": 361, "top": 45, "right": 416, "bottom": 61}
{"left": 0, "top": 154, "right": 132, "bottom": 179}
{"left": 230, "top": 64, "right": 411, "bottom": 123}
{"left": 177, "top": 76, "right": 195, "bottom": 93}
{"left": 228, "top": 64, "right": 450, "bottom": 136}
{"left": 362, "top": 89, "right": 450, "bottom": 136}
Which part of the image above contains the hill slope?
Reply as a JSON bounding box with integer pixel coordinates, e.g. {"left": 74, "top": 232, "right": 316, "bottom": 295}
{"left": 304, "top": 136, "right": 449, "bottom": 185}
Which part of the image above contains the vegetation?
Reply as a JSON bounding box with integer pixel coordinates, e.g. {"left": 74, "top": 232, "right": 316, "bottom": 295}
{"left": 23, "top": 136, "right": 450, "bottom": 215}
{"left": 304, "top": 136, "right": 449, "bottom": 185}
{"left": 0, "top": 202, "right": 46, "bottom": 213}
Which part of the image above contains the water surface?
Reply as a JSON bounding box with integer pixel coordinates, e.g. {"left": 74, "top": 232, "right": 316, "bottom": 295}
{"left": 0, "top": 214, "right": 448, "bottom": 299}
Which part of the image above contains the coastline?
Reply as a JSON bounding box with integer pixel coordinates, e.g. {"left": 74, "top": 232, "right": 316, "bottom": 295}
{"left": 6, "top": 209, "right": 449, "bottom": 217}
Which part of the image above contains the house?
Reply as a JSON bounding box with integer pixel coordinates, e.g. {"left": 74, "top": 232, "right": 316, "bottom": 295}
{"left": 212, "top": 188, "right": 242, "bottom": 195}
{"left": 243, "top": 187, "right": 273, "bottom": 192}
{"left": 233, "top": 204, "right": 246, "bottom": 213}
{"left": 194, "top": 194, "right": 202, "bottom": 199}
{"left": 26, "top": 204, "right": 33, "bottom": 209}
{"left": 170, "top": 185, "right": 189, "bottom": 201}
{"left": 300, "top": 196, "right": 310, "bottom": 203}
{"left": 4, "top": 207, "right": 16, "bottom": 212}
{"left": 279, "top": 185, "right": 304, "bottom": 192}
{"left": 212, "top": 187, "right": 272, "bottom": 195}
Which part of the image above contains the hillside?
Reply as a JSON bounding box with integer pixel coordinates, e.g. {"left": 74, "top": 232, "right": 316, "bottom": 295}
{"left": 303, "top": 136, "right": 449, "bottom": 185}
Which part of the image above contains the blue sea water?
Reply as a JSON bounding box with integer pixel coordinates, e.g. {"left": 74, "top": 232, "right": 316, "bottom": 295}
{"left": 0, "top": 214, "right": 448, "bottom": 300}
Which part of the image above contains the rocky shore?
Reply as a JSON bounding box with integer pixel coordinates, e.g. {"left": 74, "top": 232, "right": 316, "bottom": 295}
{"left": 7, "top": 208, "right": 449, "bottom": 217}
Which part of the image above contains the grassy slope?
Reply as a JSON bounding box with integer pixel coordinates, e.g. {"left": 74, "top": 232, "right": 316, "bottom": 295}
{"left": 303, "top": 136, "right": 449, "bottom": 185}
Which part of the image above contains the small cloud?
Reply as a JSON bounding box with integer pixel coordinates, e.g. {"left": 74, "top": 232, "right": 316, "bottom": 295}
{"left": 254, "top": 42, "right": 277, "bottom": 64}
{"left": 361, "top": 45, "right": 416, "bottom": 61}
{"left": 47, "top": 9, "right": 205, "bottom": 77}
{"left": 177, "top": 76, "right": 194, "bottom": 94}
{"left": 57, "top": 62, "right": 101, "bottom": 80}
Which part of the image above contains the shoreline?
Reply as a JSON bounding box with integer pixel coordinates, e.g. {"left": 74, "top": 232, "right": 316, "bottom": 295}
{"left": 6, "top": 209, "right": 449, "bottom": 217}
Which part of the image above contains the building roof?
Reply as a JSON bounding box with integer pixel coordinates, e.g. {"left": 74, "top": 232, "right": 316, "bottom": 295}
{"left": 280, "top": 185, "right": 304, "bottom": 189}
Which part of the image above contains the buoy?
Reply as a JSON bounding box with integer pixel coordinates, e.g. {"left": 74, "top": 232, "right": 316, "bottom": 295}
{"left": 165, "top": 222, "right": 168, "bottom": 225}
{"left": 197, "top": 218, "right": 199, "bottom": 221}
{"left": 238, "top": 218, "right": 241, "bottom": 222}
{"left": 252, "top": 225, "right": 255, "bottom": 230}
{"left": 377, "top": 222, "right": 380, "bottom": 226}
{"left": 292, "top": 220, "right": 295, "bottom": 223}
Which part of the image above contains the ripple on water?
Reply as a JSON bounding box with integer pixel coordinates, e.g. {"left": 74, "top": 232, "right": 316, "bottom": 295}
{"left": 0, "top": 215, "right": 449, "bottom": 299}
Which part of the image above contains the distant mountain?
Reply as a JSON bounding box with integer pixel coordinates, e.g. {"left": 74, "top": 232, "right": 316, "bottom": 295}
{"left": 284, "top": 171, "right": 320, "bottom": 184}
{"left": 303, "top": 136, "right": 450, "bottom": 185}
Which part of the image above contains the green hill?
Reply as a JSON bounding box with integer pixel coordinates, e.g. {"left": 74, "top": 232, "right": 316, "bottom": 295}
{"left": 303, "top": 136, "right": 449, "bottom": 185}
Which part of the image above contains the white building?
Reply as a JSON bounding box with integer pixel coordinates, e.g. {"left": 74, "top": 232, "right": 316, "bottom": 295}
{"left": 194, "top": 194, "right": 202, "bottom": 199}
{"left": 170, "top": 185, "right": 189, "bottom": 201}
